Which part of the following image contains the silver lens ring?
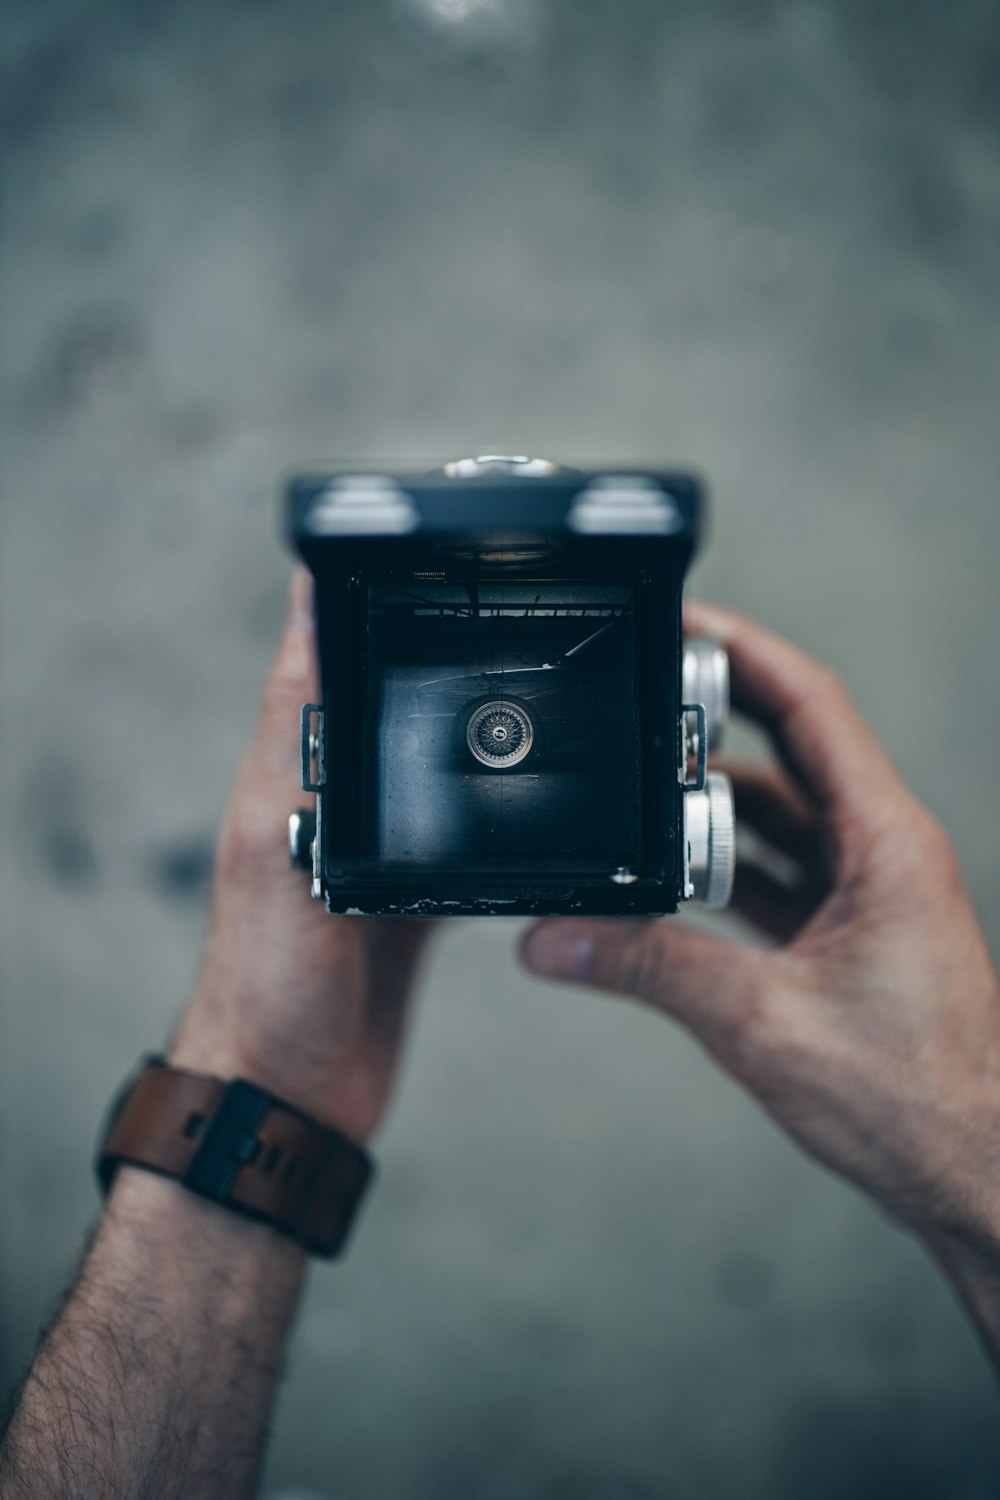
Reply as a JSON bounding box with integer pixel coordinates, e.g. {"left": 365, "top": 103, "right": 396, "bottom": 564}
{"left": 466, "top": 701, "right": 534, "bottom": 768}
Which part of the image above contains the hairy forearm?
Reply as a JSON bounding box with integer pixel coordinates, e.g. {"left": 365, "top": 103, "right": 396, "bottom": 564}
{"left": 0, "top": 1168, "right": 306, "bottom": 1500}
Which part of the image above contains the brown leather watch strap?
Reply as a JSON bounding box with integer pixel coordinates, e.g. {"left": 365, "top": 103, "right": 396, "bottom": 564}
{"left": 96, "top": 1057, "right": 373, "bottom": 1258}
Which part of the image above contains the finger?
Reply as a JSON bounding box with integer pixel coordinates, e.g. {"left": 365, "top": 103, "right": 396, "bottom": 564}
{"left": 720, "top": 758, "right": 821, "bottom": 867}
{"left": 684, "top": 601, "right": 902, "bottom": 866}
{"left": 730, "top": 862, "right": 819, "bottom": 944}
{"left": 255, "top": 566, "right": 318, "bottom": 768}
{"left": 520, "top": 917, "right": 769, "bottom": 1060}
{"left": 238, "top": 567, "right": 317, "bottom": 801}
{"left": 216, "top": 569, "right": 318, "bottom": 872}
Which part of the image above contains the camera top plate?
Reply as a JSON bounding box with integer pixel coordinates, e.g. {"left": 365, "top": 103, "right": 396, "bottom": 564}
{"left": 288, "top": 467, "right": 702, "bottom": 559}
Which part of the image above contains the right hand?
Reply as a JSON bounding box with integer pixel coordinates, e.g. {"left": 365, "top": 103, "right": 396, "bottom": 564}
{"left": 521, "top": 604, "right": 1000, "bottom": 1255}
{"left": 171, "top": 569, "right": 435, "bottom": 1144}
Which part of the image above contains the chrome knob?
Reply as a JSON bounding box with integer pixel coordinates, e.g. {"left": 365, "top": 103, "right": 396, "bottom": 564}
{"left": 685, "top": 771, "right": 735, "bottom": 908}
{"left": 288, "top": 808, "right": 316, "bottom": 871}
{"left": 683, "top": 637, "right": 730, "bottom": 752}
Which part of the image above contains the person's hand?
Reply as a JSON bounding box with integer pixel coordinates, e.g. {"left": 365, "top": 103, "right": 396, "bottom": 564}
{"left": 0, "top": 570, "right": 424, "bottom": 1500}
{"left": 171, "top": 569, "right": 435, "bottom": 1142}
{"left": 520, "top": 603, "right": 1000, "bottom": 1256}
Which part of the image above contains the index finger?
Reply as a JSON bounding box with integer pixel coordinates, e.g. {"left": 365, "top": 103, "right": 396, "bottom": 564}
{"left": 684, "top": 601, "right": 905, "bottom": 854}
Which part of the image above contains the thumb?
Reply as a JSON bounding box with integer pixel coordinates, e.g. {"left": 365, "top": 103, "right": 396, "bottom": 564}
{"left": 520, "top": 917, "right": 767, "bottom": 1058}
{"left": 256, "top": 566, "right": 318, "bottom": 755}
{"left": 216, "top": 567, "right": 318, "bottom": 876}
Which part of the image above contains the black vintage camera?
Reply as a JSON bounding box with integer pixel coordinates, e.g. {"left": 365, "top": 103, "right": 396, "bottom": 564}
{"left": 286, "top": 456, "right": 734, "bottom": 917}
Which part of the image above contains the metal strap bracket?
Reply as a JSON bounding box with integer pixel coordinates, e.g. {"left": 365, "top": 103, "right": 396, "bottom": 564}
{"left": 681, "top": 703, "right": 708, "bottom": 792}
{"left": 300, "top": 704, "right": 324, "bottom": 793}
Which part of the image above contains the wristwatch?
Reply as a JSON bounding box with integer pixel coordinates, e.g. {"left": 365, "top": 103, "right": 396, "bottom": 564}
{"left": 95, "top": 1057, "right": 373, "bottom": 1258}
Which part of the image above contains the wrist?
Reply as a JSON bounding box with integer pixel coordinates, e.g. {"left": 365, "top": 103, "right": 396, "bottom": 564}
{"left": 913, "top": 1166, "right": 1000, "bottom": 1300}
{"left": 169, "top": 1002, "right": 364, "bottom": 1140}
{"left": 109, "top": 1162, "right": 306, "bottom": 1253}
{"left": 98, "top": 1057, "right": 374, "bottom": 1260}
{"left": 169, "top": 1018, "right": 295, "bottom": 1111}
{"left": 921, "top": 1212, "right": 1000, "bottom": 1279}
{"left": 920, "top": 1220, "right": 1000, "bottom": 1377}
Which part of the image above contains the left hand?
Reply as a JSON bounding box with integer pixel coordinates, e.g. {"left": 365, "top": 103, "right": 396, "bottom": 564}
{"left": 171, "top": 569, "right": 435, "bottom": 1143}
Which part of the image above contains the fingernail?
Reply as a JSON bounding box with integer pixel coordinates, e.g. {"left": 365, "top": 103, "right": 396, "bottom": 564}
{"left": 288, "top": 566, "right": 314, "bottom": 630}
{"left": 523, "top": 926, "right": 596, "bottom": 981}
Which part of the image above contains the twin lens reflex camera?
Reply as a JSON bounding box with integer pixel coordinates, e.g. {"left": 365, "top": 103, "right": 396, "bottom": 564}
{"left": 286, "top": 456, "right": 734, "bottom": 918}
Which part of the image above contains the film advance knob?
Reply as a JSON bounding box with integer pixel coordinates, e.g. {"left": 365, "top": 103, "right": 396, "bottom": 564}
{"left": 682, "top": 637, "right": 730, "bottom": 752}
{"left": 686, "top": 771, "right": 736, "bottom": 908}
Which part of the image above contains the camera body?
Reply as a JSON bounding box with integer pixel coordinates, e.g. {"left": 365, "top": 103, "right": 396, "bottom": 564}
{"left": 287, "top": 457, "right": 733, "bottom": 917}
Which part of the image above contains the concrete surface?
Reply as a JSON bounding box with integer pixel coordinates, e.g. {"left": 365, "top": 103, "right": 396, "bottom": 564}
{"left": 2, "top": 1, "right": 1000, "bottom": 1495}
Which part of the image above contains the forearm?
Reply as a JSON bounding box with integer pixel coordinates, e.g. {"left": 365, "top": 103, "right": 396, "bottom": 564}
{"left": 0, "top": 1168, "right": 306, "bottom": 1500}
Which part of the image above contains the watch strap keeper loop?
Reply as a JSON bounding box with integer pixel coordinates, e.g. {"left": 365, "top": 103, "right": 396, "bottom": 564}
{"left": 96, "top": 1056, "right": 373, "bottom": 1258}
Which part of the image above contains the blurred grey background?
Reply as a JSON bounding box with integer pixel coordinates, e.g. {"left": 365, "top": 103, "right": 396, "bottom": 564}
{"left": 2, "top": 0, "right": 999, "bottom": 1495}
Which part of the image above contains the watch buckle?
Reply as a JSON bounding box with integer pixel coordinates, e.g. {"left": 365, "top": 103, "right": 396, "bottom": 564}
{"left": 182, "top": 1079, "right": 271, "bottom": 1203}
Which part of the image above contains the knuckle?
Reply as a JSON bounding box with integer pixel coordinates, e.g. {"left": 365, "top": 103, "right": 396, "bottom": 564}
{"left": 615, "top": 929, "right": 672, "bottom": 1003}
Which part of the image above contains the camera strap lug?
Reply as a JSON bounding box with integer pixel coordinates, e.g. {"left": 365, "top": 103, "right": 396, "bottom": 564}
{"left": 300, "top": 704, "right": 325, "bottom": 793}
{"left": 680, "top": 703, "right": 708, "bottom": 792}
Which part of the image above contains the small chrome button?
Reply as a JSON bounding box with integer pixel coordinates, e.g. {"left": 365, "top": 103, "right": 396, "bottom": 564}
{"left": 288, "top": 808, "right": 317, "bottom": 871}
